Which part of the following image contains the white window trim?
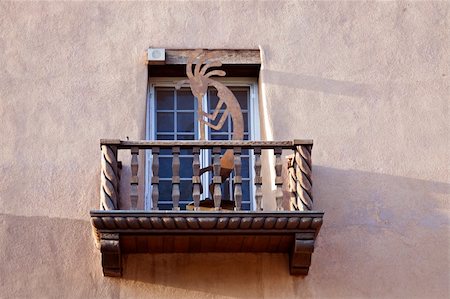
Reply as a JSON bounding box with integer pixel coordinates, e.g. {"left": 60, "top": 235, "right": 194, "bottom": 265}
{"left": 145, "top": 77, "right": 260, "bottom": 210}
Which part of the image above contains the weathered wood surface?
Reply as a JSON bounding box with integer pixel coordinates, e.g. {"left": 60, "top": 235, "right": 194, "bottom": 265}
{"left": 130, "top": 147, "right": 139, "bottom": 210}
{"left": 121, "top": 234, "right": 296, "bottom": 253}
{"left": 212, "top": 147, "right": 222, "bottom": 210}
{"left": 91, "top": 211, "right": 323, "bottom": 277}
{"left": 100, "top": 145, "right": 119, "bottom": 210}
{"left": 288, "top": 145, "right": 313, "bottom": 210}
{"left": 171, "top": 147, "right": 181, "bottom": 210}
{"left": 100, "top": 139, "right": 313, "bottom": 149}
{"left": 91, "top": 211, "right": 323, "bottom": 232}
{"left": 233, "top": 147, "right": 242, "bottom": 211}
{"left": 100, "top": 233, "right": 121, "bottom": 277}
{"left": 254, "top": 147, "right": 263, "bottom": 211}
{"left": 192, "top": 147, "right": 201, "bottom": 211}
{"left": 164, "top": 49, "right": 261, "bottom": 65}
{"left": 274, "top": 147, "right": 284, "bottom": 211}
{"left": 289, "top": 233, "right": 315, "bottom": 275}
{"left": 151, "top": 147, "right": 160, "bottom": 210}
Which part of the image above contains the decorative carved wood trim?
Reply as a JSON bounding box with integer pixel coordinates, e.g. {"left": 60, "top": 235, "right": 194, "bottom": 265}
{"left": 100, "top": 233, "right": 122, "bottom": 277}
{"left": 90, "top": 211, "right": 323, "bottom": 277}
{"left": 100, "top": 145, "right": 118, "bottom": 210}
{"left": 290, "top": 234, "right": 316, "bottom": 275}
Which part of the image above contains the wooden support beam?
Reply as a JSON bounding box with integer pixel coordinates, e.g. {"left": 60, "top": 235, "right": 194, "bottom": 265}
{"left": 100, "top": 233, "right": 122, "bottom": 277}
{"left": 163, "top": 49, "right": 261, "bottom": 65}
{"left": 289, "top": 233, "right": 315, "bottom": 275}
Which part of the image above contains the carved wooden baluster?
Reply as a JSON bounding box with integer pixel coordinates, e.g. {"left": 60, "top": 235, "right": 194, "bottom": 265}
{"left": 233, "top": 147, "right": 242, "bottom": 211}
{"left": 254, "top": 147, "right": 263, "bottom": 211}
{"left": 212, "top": 146, "right": 222, "bottom": 210}
{"left": 151, "top": 147, "right": 160, "bottom": 210}
{"left": 274, "top": 147, "right": 284, "bottom": 211}
{"left": 294, "top": 144, "right": 313, "bottom": 210}
{"left": 130, "top": 147, "right": 139, "bottom": 210}
{"left": 172, "top": 146, "right": 181, "bottom": 211}
{"left": 100, "top": 145, "right": 119, "bottom": 210}
{"left": 192, "top": 147, "right": 201, "bottom": 211}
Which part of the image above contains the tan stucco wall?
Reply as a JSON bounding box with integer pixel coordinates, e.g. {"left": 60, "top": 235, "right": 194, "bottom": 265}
{"left": 1, "top": 1, "right": 448, "bottom": 298}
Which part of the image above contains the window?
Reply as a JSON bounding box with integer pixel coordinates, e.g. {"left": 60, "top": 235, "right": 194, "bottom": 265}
{"left": 145, "top": 78, "right": 260, "bottom": 210}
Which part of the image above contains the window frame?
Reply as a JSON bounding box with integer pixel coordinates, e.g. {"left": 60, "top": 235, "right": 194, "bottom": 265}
{"left": 145, "top": 77, "right": 260, "bottom": 210}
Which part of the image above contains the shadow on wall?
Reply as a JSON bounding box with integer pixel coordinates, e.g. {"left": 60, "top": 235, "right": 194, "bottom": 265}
{"left": 119, "top": 166, "right": 449, "bottom": 298}
{"left": 261, "top": 69, "right": 381, "bottom": 98}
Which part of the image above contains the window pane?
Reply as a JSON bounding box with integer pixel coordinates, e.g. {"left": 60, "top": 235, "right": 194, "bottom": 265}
{"left": 242, "top": 157, "right": 250, "bottom": 177}
{"left": 180, "top": 157, "right": 193, "bottom": 177}
{"left": 177, "top": 89, "right": 195, "bottom": 110}
{"left": 159, "top": 157, "right": 172, "bottom": 178}
{"left": 177, "top": 112, "right": 195, "bottom": 133}
{"left": 234, "top": 89, "right": 248, "bottom": 110}
{"left": 210, "top": 134, "right": 229, "bottom": 140}
{"left": 243, "top": 112, "right": 249, "bottom": 132}
{"left": 208, "top": 89, "right": 219, "bottom": 111}
{"left": 157, "top": 134, "right": 174, "bottom": 140}
{"left": 156, "top": 89, "right": 174, "bottom": 110}
{"left": 158, "top": 181, "right": 172, "bottom": 202}
{"left": 157, "top": 112, "right": 174, "bottom": 132}
{"left": 177, "top": 134, "right": 195, "bottom": 140}
{"left": 180, "top": 180, "right": 193, "bottom": 201}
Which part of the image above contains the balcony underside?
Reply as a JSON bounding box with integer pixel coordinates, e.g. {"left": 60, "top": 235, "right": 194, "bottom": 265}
{"left": 90, "top": 210, "right": 324, "bottom": 277}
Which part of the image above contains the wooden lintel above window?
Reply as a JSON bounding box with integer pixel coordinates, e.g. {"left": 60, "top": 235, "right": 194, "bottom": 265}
{"left": 163, "top": 49, "right": 261, "bottom": 65}
{"left": 148, "top": 49, "right": 261, "bottom": 77}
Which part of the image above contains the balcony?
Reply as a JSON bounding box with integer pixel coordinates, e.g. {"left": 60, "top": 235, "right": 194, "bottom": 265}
{"left": 90, "top": 139, "right": 323, "bottom": 277}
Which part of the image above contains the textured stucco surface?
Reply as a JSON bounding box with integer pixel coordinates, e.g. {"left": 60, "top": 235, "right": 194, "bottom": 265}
{"left": 0, "top": 1, "right": 449, "bottom": 298}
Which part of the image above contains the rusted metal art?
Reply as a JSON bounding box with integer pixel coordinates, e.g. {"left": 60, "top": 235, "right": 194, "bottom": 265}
{"left": 176, "top": 50, "right": 245, "bottom": 199}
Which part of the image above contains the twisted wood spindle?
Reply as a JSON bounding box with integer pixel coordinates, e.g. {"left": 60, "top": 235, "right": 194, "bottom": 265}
{"left": 294, "top": 145, "right": 313, "bottom": 209}
{"left": 192, "top": 147, "right": 201, "bottom": 211}
{"left": 254, "top": 147, "right": 263, "bottom": 211}
{"left": 151, "top": 147, "right": 160, "bottom": 210}
{"left": 274, "top": 147, "right": 284, "bottom": 211}
{"left": 171, "top": 146, "right": 181, "bottom": 211}
{"left": 287, "top": 155, "right": 299, "bottom": 210}
{"left": 233, "top": 147, "right": 242, "bottom": 211}
{"left": 130, "top": 147, "right": 139, "bottom": 210}
{"left": 100, "top": 145, "right": 119, "bottom": 210}
{"left": 212, "top": 147, "right": 222, "bottom": 210}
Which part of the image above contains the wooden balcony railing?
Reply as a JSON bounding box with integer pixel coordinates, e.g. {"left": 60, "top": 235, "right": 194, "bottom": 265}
{"left": 91, "top": 139, "right": 323, "bottom": 277}
{"left": 99, "top": 139, "right": 314, "bottom": 212}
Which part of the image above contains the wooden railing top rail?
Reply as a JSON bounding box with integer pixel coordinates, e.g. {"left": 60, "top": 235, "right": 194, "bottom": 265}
{"left": 100, "top": 139, "right": 313, "bottom": 149}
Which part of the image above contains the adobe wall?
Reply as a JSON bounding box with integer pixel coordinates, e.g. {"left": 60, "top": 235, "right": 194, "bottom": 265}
{"left": 0, "top": 1, "right": 448, "bottom": 298}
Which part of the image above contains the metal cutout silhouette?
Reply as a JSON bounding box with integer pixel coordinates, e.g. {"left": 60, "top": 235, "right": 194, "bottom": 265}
{"left": 175, "top": 50, "right": 244, "bottom": 186}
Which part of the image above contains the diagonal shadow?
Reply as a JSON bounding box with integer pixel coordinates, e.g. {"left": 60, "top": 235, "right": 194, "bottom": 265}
{"left": 262, "top": 69, "right": 380, "bottom": 98}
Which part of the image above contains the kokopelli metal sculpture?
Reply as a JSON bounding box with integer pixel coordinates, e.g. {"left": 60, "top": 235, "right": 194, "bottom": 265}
{"left": 175, "top": 50, "right": 244, "bottom": 184}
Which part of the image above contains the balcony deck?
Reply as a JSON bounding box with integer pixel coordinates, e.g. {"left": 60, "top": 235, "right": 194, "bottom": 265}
{"left": 90, "top": 139, "right": 323, "bottom": 277}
